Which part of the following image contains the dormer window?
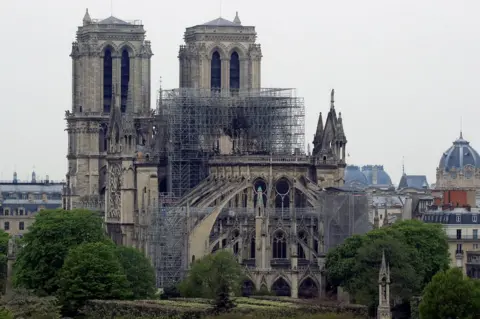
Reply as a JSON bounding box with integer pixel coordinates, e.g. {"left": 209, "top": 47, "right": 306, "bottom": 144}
{"left": 456, "top": 215, "right": 461, "bottom": 223}
{"left": 474, "top": 215, "right": 478, "bottom": 223}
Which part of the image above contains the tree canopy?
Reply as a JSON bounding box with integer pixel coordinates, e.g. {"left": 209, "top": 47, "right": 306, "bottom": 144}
{"left": 115, "top": 245, "right": 156, "bottom": 299}
{"left": 179, "top": 250, "right": 244, "bottom": 299}
{"left": 58, "top": 241, "right": 131, "bottom": 313}
{"left": 326, "top": 220, "right": 449, "bottom": 310}
{"left": 419, "top": 267, "right": 480, "bottom": 319}
{"left": 13, "top": 209, "right": 107, "bottom": 295}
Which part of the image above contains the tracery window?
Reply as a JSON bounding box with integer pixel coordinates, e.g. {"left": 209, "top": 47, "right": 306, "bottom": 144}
{"left": 120, "top": 49, "right": 130, "bottom": 113}
{"left": 103, "top": 49, "right": 113, "bottom": 113}
{"left": 272, "top": 231, "right": 287, "bottom": 259}
{"left": 211, "top": 51, "right": 221, "bottom": 90}
{"left": 229, "top": 51, "right": 240, "bottom": 92}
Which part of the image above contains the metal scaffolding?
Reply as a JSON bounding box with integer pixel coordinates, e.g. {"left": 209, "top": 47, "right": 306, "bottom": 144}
{"left": 148, "top": 190, "right": 370, "bottom": 288}
{"left": 157, "top": 88, "right": 305, "bottom": 198}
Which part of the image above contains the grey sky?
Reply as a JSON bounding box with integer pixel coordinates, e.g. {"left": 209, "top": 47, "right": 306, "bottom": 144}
{"left": 0, "top": 0, "right": 478, "bottom": 185}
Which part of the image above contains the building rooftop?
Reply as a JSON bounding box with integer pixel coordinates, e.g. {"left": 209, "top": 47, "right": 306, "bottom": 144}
{"left": 439, "top": 133, "right": 480, "bottom": 171}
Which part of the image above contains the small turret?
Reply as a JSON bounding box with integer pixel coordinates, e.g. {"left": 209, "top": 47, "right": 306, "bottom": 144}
{"left": 233, "top": 11, "right": 242, "bottom": 25}
{"left": 330, "top": 89, "right": 335, "bottom": 109}
{"left": 83, "top": 8, "right": 92, "bottom": 26}
{"left": 13, "top": 172, "right": 17, "bottom": 184}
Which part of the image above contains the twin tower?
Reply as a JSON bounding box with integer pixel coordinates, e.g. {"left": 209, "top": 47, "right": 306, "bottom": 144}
{"left": 64, "top": 9, "right": 264, "bottom": 247}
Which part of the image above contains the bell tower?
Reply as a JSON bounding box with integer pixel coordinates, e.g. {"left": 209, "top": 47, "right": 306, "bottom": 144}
{"left": 178, "top": 12, "right": 262, "bottom": 91}
{"left": 65, "top": 9, "right": 153, "bottom": 210}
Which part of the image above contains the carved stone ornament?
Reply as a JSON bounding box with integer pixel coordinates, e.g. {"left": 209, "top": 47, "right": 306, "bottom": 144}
{"left": 107, "top": 163, "right": 123, "bottom": 219}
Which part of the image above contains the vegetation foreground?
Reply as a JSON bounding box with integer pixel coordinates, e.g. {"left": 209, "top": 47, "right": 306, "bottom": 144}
{"left": 82, "top": 296, "right": 365, "bottom": 319}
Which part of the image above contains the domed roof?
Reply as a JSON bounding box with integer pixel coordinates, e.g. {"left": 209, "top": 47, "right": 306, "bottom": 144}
{"left": 439, "top": 133, "right": 480, "bottom": 171}
{"left": 344, "top": 165, "right": 369, "bottom": 188}
{"left": 361, "top": 165, "right": 393, "bottom": 186}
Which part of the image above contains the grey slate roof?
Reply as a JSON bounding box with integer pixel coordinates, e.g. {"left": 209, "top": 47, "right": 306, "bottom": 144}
{"left": 423, "top": 209, "right": 480, "bottom": 225}
{"left": 202, "top": 17, "right": 240, "bottom": 27}
{"left": 398, "top": 174, "right": 429, "bottom": 189}
{"left": 344, "top": 165, "right": 369, "bottom": 188}
{"left": 98, "top": 16, "right": 130, "bottom": 25}
{"left": 362, "top": 165, "right": 393, "bottom": 186}
{"left": 439, "top": 135, "right": 480, "bottom": 171}
{"left": 0, "top": 184, "right": 63, "bottom": 193}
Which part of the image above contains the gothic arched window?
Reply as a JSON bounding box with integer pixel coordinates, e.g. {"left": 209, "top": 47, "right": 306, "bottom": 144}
{"left": 272, "top": 231, "right": 287, "bottom": 259}
{"left": 211, "top": 51, "right": 221, "bottom": 91}
{"left": 120, "top": 49, "right": 130, "bottom": 113}
{"left": 103, "top": 49, "right": 113, "bottom": 113}
{"left": 230, "top": 51, "right": 240, "bottom": 91}
{"left": 250, "top": 236, "right": 256, "bottom": 259}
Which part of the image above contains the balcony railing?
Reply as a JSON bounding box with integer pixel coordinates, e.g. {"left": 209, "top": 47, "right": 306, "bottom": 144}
{"left": 447, "top": 235, "right": 480, "bottom": 240}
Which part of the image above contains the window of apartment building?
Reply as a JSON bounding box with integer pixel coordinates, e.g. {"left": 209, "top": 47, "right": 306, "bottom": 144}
{"left": 18, "top": 208, "right": 24, "bottom": 216}
{"left": 4, "top": 208, "right": 10, "bottom": 216}
{"left": 456, "top": 215, "right": 461, "bottom": 223}
{"left": 474, "top": 215, "right": 478, "bottom": 223}
{"left": 474, "top": 229, "right": 478, "bottom": 240}
{"left": 457, "top": 229, "right": 462, "bottom": 239}
{"left": 4, "top": 222, "right": 9, "bottom": 231}
{"left": 457, "top": 243, "right": 463, "bottom": 252}
{"left": 474, "top": 244, "right": 479, "bottom": 250}
{"left": 19, "top": 221, "right": 24, "bottom": 231}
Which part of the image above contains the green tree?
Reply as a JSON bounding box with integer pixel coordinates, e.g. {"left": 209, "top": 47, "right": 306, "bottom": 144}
{"left": 325, "top": 234, "right": 364, "bottom": 288}
{"left": 57, "top": 242, "right": 131, "bottom": 314}
{"left": 13, "top": 209, "right": 107, "bottom": 295}
{"left": 419, "top": 267, "right": 480, "bottom": 319}
{"left": 390, "top": 219, "right": 449, "bottom": 285}
{"left": 115, "top": 245, "right": 156, "bottom": 299}
{"left": 179, "top": 250, "right": 244, "bottom": 299}
{"left": 326, "top": 220, "right": 449, "bottom": 312}
{"left": 0, "top": 230, "right": 10, "bottom": 293}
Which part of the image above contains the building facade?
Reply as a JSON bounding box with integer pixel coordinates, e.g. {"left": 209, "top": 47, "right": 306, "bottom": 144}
{"left": 64, "top": 10, "right": 371, "bottom": 295}
{"left": 422, "top": 205, "right": 480, "bottom": 278}
{"left": 64, "top": 10, "right": 157, "bottom": 252}
{"left": 0, "top": 172, "right": 63, "bottom": 236}
{"left": 436, "top": 133, "right": 480, "bottom": 193}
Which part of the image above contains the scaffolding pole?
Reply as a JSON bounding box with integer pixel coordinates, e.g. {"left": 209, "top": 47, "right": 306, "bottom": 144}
{"left": 157, "top": 88, "right": 305, "bottom": 198}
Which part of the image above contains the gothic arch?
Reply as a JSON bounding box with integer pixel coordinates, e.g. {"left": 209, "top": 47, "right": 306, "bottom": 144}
{"left": 272, "top": 229, "right": 288, "bottom": 259}
{"left": 273, "top": 175, "right": 294, "bottom": 186}
{"left": 271, "top": 277, "right": 291, "bottom": 297}
{"left": 242, "top": 279, "right": 256, "bottom": 297}
{"left": 99, "top": 42, "right": 118, "bottom": 56}
{"left": 298, "top": 276, "right": 319, "bottom": 299}
{"left": 226, "top": 43, "right": 247, "bottom": 59}
{"left": 188, "top": 179, "right": 249, "bottom": 261}
{"left": 207, "top": 44, "right": 228, "bottom": 60}
{"left": 117, "top": 42, "right": 137, "bottom": 56}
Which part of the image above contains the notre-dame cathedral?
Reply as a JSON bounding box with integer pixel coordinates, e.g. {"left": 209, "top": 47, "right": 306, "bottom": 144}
{"left": 64, "top": 9, "right": 369, "bottom": 297}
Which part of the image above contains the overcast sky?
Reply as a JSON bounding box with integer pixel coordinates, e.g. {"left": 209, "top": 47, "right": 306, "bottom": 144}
{"left": 0, "top": 0, "right": 478, "bottom": 185}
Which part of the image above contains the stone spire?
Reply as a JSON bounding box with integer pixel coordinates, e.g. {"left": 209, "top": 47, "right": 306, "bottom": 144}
{"left": 108, "top": 85, "right": 123, "bottom": 154}
{"left": 378, "top": 250, "right": 392, "bottom": 319}
{"left": 233, "top": 11, "right": 242, "bottom": 24}
{"left": 312, "top": 112, "right": 323, "bottom": 155}
{"left": 257, "top": 186, "right": 264, "bottom": 209}
{"left": 330, "top": 89, "right": 335, "bottom": 109}
{"left": 83, "top": 8, "right": 92, "bottom": 26}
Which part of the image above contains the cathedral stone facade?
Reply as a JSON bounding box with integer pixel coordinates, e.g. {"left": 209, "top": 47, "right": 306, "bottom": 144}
{"left": 64, "top": 10, "right": 367, "bottom": 297}
{"left": 64, "top": 10, "right": 157, "bottom": 251}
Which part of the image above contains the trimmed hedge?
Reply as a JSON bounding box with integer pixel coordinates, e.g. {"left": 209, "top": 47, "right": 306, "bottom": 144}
{"left": 81, "top": 297, "right": 368, "bottom": 319}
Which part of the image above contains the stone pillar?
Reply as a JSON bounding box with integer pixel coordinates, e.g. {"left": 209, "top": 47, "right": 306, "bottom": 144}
{"left": 290, "top": 273, "right": 298, "bottom": 298}
{"left": 5, "top": 257, "right": 14, "bottom": 294}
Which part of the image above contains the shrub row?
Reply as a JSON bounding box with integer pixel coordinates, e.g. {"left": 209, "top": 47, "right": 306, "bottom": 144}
{"left": 81, "top": 298, "right": 368, "bottom": 318}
